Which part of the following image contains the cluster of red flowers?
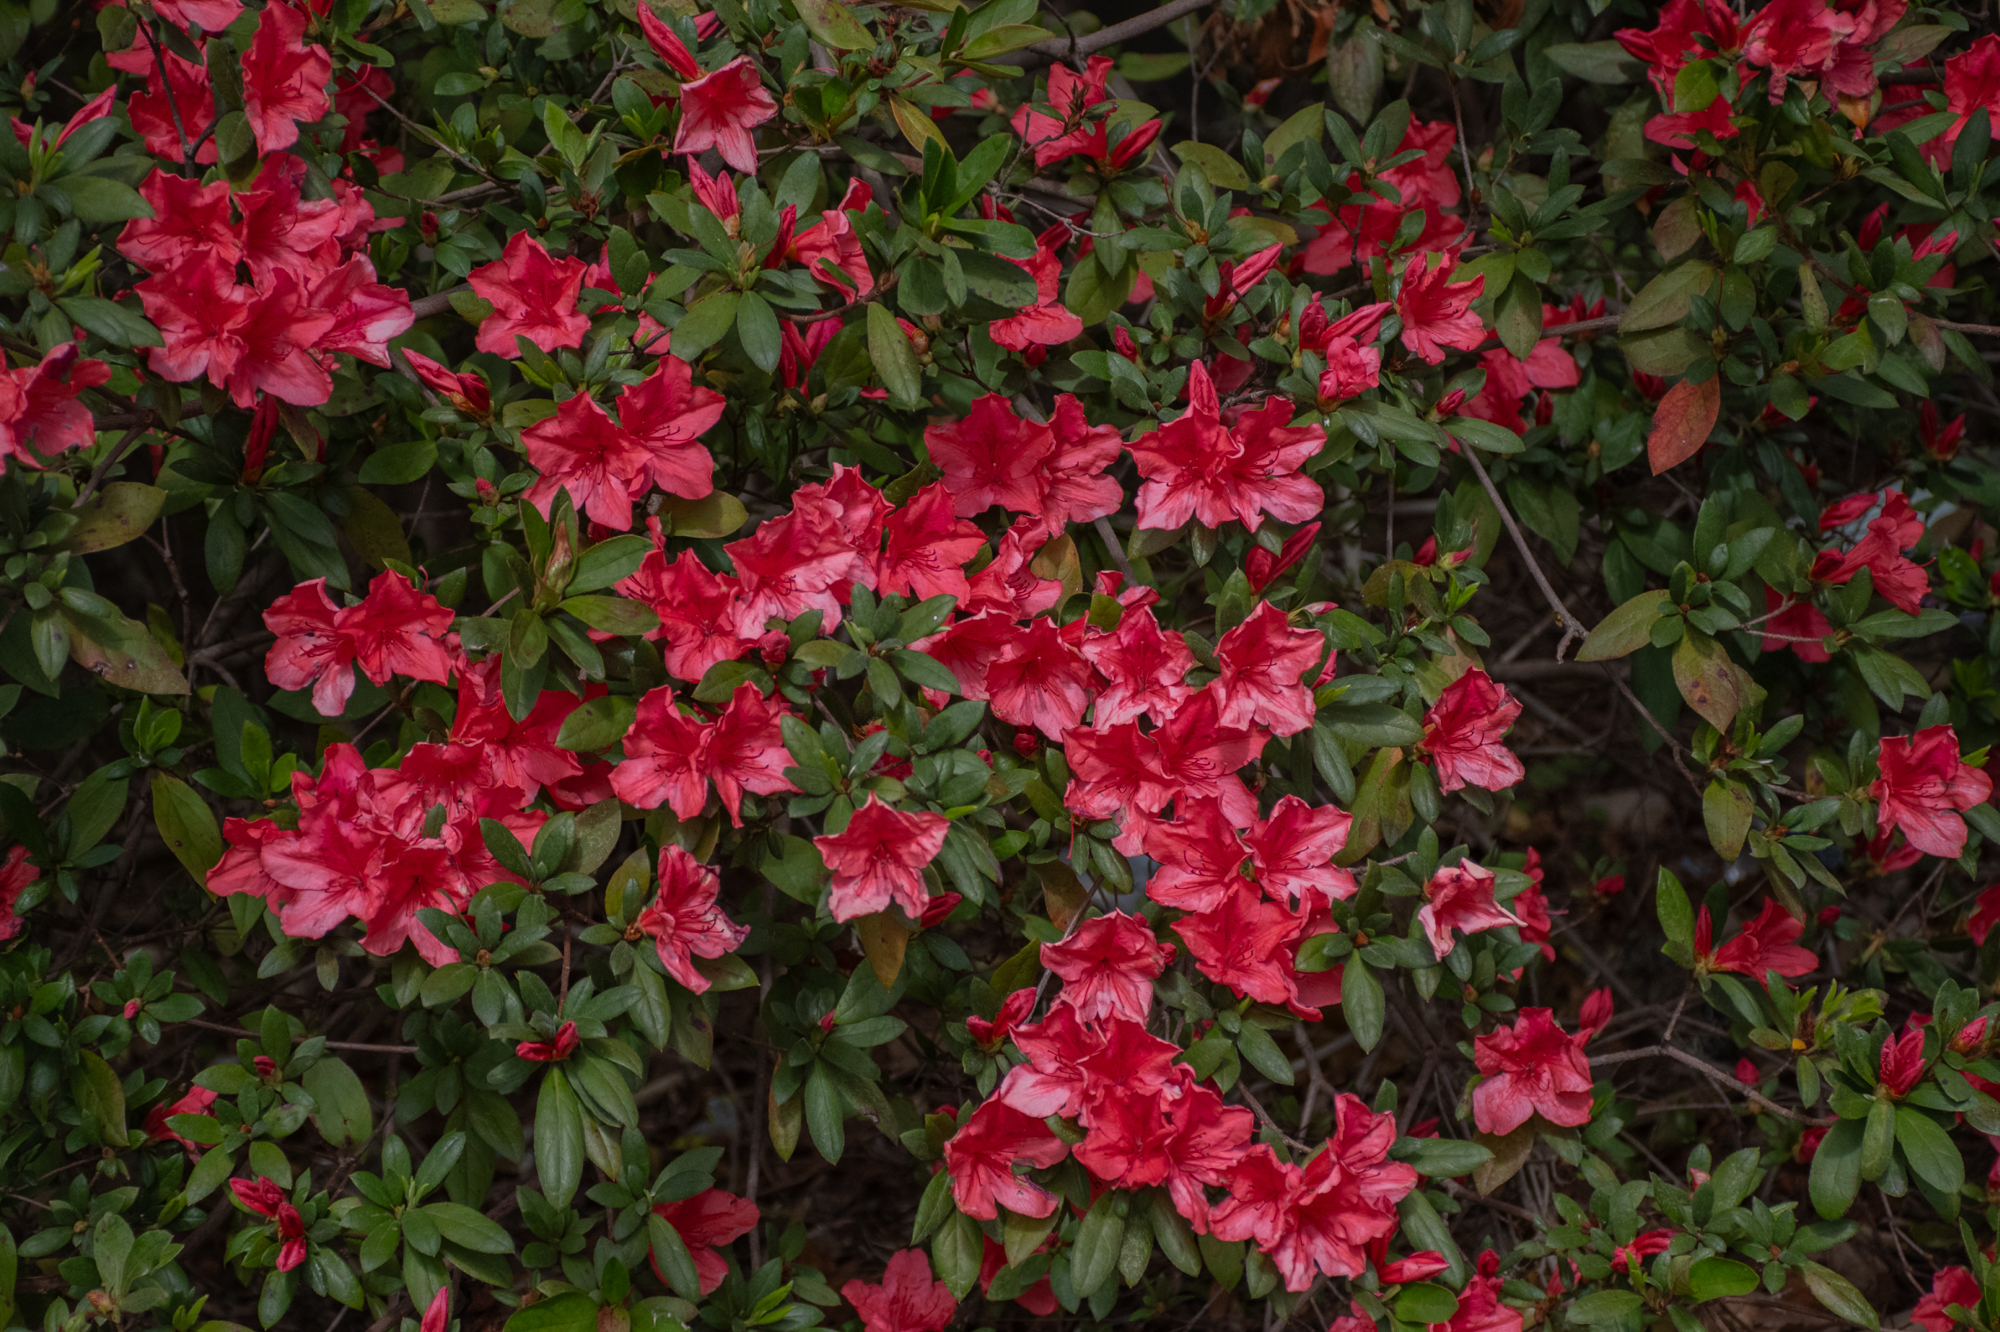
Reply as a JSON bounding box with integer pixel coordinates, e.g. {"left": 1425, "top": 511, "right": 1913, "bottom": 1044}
{"left": 126, "top": 147, "right": 409, "bottom": 410}
{"left": 945, "top": 988, "right": 1421, "bottom": 1295}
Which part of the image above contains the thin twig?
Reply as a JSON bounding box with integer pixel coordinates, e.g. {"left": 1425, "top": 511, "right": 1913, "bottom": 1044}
{"left": 1458, "top": 447, "right": 1588, "bottom": 657}
{"left": 72, "top": 425, "right": 149, "bottom": 509}
{"left": 185, "top": 1017, "right": 418, "bottom": 1055}
{"left": 1589, "top": 1044, "right": 1834, "bottom": 1127}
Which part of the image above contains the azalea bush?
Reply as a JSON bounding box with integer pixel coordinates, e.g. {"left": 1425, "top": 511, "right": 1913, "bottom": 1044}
{"left": 14, "top": 0, "right": 2000, "bottom": 1326}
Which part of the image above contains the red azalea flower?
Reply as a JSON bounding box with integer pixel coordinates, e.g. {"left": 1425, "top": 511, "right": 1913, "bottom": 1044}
{"left": 841, "top": 1250, "right": 956, "bottom": 1332}
{"left": 1075, "top": 1076, "right": 1252, "bottom": 1233}
{"left": 1378, "top": 1252, "right": 1451, "bottom": 1284}
{"left": 1041, "top": 910, "right": 1174, "bottom": 1023}
{"left": 230, "top": 1176, "right": 307, "bottom": 1271}
{"left": 262, "top": 572, "right": 455, "bottom": 718}
{"left": 616, "top": 544, "right": 755, "bottom": 682}
{"left": 992, "top": 243, "right": 1084, "bottom": 352}
{"left": 1879, "top": 1026, "right": 1926, "bottom": 1098}
{"left": 650, "top": 1189, "right": 758, "bottom": 1295}
{"left": 401, "top": 348, "right": 492, "bottom": 417}
{"left": 1245, "top": 794, "right": 1355, "bottom": 907}
{"left": 1176, "top": 887, "right": 1310, "bottom": 1009}
{"left": 876, "top": 483, "right": 985, "bottom": 601}
{"left": 813, "top": 795, "right": 951, "bottom": 922}
{"left": 1418, "top": 669, "right": 1525, "bottom": 793}
{"left": 1212, "top": 602, "right": 1323, "bottom": 737}
{"left": 419, "top": 1286, "right": 450, "bottom": 1332}
{"left": 1694, "top": 898, "right": 1818, "bottom": 978}
{"left": 941, "top": 1099, "right": 1069, "bottom": 1220}
{"left": 120, "top": 171, "right": 241, "bottom": 273}
{"left": 985, "top": 617, "right": 1095, "bottom": 741}
{"left": 1471, "top": 1008, "right": 1594, "bottom": 1134}
{"left": 965, "top": 988, "right": 1035, "bottom": 1049}
{"left": 516, "top": 1020, "right": 580, "bottom": 1062}
{"left": 469, "top": 232, "right": 592, "bottom": 358}
{"left": 1209, "top": 1094, "right": 1418, "bottom": 1291}
{"left": 924, "top": 393, "right": 1055, "bottom": 519}
{"left": 0, "top": 343, "right": 110, "bottom": 473}
{"left": 1874, "top": 725, "right": 1992, "bottom": 859}
{"left": 1417, "top": 860, "right": 1522, "bottom": 960}
{"left": 1128, "top": 361, "right": 1324, "bottom": 533}
{"left": 241, "top": 2, "right": 330, "bottom": 155}
{"left": 635, "top": 845, "right": 749, "bottom": 995}
{"left": 1078, "top": 605, "right": 1195, "bottom": 727}
{"left": 1245, "top": 522, "right": 1322, "bottom": 595}
{"left": 1610, "top": 1228, "right": 1675, "bottom": 1275}
{"left": 1396, "top": 251, "right": 1486, "bottom": 365}
{"left": 1913, "top": 1266, "right": 1983, "bottom": 1332}
{"left": 674, "top": 57, "right": 777, "bottom": 172}
{"left": 1813, "top": 489, "right": 1929, "bottom": 614}
{"left": 144, "top": 1085, "right": 218, "bottom": 1154}
{"left": 1758, "top": 585, "right": 1834, "bottom": 663}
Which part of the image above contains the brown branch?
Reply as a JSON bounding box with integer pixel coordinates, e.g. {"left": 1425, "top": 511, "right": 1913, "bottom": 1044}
{"left": 72, "top": 425, "right": 149, "bottom": 510}
{"left": 1933, "top": 319, "right": 2000, "bottom": 337}
{"left": 185, "top": 1018, "right": 418, "bottom": 1055}
{"left": 1458, "top": 447, "right": 1589, "bottom": 657}
{"left": 1589, "top": 1044, "right": 1834, "bottom": 1127}
{"left": 1017, "top": 0, "right": 1212, "bottom": 66}
{"left": 410, "top": 285, "right": 471, "bottom": 320}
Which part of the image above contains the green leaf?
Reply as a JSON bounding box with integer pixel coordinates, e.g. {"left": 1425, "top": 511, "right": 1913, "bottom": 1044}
{"left": 1702, "top": 779, "right": 1752, "bottom": 860}
{"left": 504, "top": 1292, "right": 600, "bottom": 1332}
{"left": 1801, "top": 1261, "right": 1880, "bottom": 1330}
{"left": 1444, "top": 416, "right": 1525, "bottom": 455}
{"left": 56, "top": 295, "right": 161, "bottom": 348}
{"left": 1567, "top": 1290, "right": 1645, "bottom": 1323}
{"left": 1318, "top": 700, "right": 1424, "bottom": 746}
{"left": 71, "top": 1050, "right": 125, "bottom": 1147}
{"left": 1688, "top": 1257, "right": 1759, "bottom": 1302}
{"left": 1399, "top": 1137, "right": 1493, "bottom": 1178}
{"left": 1578, "top": 589, "right": 1671, "bottom": 661}
{"left": 535, "top": 1068, "right": 585, "bottom": 1208}
{"left": 1808, "top": 1117, "right": 1862, "bottom": 1218}
{"left": 646, "top": 1209, "right": 702, "bottom": 1297}
{"left": 151, "top": 773, "right": 222, "bottom": 881}
{"left": 1171, "top": 141, "right": 1250, "bottom": 191}
{"left": 1894, "top": 1105, "right": 1963, "bottom": 1195}
{"left": 867, "top": 302, "right": 922, "bottom": 408}
{"left": 65, "top": 606, "right": 186, "bottom": 694}
{"left": 560, "top": 595, "right": 660, "bottom": 636}
{"left": 423, "top": 1201, "right": 514, "bottom": 1254}
{"left": 567, "top": 535, "right": 650, "bottom": 594}
{"left": 1343, "top": 956, "right": 1384, "bottom": 1051}
{"left": 671, "top": 290, "right": 740, "bottom": 363}
{"left": 358, "top": 440, "right": 438, "bottom": 485}
{"left": 959, "top": 21, "right": 1050, "bottom": 58}
{"left": 656, "top": 491, "right": 748, "bottom": 539}
{"left": 302, "top": 1058, "right": 373, "bottom": 1149}
{"left": 794, "top": 0, "right": 873, "bottom": 48}
{"left": 735, "top": 290, "right": 781, "bottom": 373}
{"left": 1395, "top": 1284, "right": 1459, "bottom": 1324}
{"left": 55, "top": 174, "right": 152, "bottom": 224}
{"left": 1618, "top": 260, "right": 1717, "bottom": 334}
{"left": 1070, "top": 1191, "right": 1126, "bottom": 1296}
{"left": 554, "top": 695, "right": 637, "bottom": 752}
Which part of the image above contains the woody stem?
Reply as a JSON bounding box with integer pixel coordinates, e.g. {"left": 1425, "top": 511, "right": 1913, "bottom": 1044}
{"left": 1589, "top": 1043, "right": 1834, "bottom": 1127}
{"left": 1459, "top": 445, "right": 1702, "bottom": 782}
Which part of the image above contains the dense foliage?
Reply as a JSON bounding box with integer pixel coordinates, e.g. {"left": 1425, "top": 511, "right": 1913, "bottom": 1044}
{"left": 10, "top": 0, "right": 2000, "bottom": 1327}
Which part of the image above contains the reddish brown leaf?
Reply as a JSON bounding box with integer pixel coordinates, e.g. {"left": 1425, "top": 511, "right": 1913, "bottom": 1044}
{"left": 1647, "top": 375, "right": 1720, "bottom": 476}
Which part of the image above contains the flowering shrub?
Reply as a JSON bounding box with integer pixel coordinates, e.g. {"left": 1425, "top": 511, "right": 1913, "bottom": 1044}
{"left": 10, "top": 0, "right": 2000, "bottom": 1327}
